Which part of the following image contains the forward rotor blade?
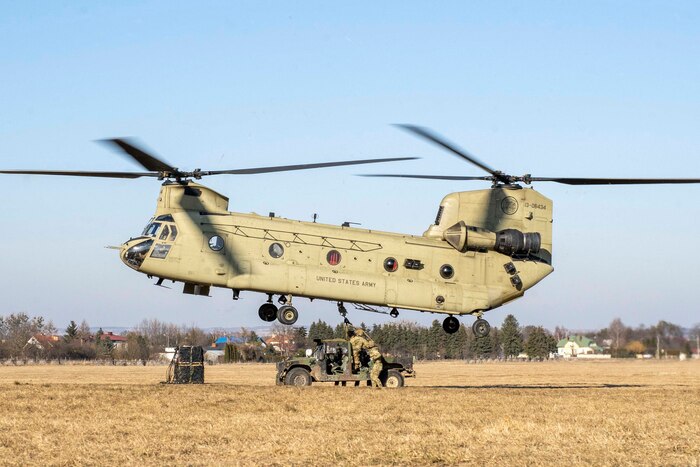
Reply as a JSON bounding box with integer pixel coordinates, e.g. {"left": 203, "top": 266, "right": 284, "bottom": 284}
{"left": 395, "top": 124, "right": 509, "bottom": 183}
{"left": 204, "top": 157, "right": 419, "bottom": 175}
{"left": 359, "top": 174, "right": 492, "bottom": 181}
{"left": 0, "top": 170, "right": 158, "bottom": 179}
{"left": 99, "top": 138, "right": 176, "bottom": 173}
{"left": 530, "top": 177, "right": 700, "bottom": 185}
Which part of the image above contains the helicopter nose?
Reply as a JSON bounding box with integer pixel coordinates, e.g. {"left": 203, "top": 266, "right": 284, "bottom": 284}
{"left": 121, "top": 238, "right": 154, "bottom": 270}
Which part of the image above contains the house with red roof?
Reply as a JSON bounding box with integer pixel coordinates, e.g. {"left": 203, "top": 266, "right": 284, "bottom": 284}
{"left": 99, "top": 331, "right": 128, "bottom": 350}
{"left": 24, "top": 334, "right": 61, "bottom": 351}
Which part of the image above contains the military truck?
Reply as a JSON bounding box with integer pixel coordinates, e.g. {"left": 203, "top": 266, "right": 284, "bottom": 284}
{"left": 276, "top": 337, "right": 415, "bottom": 387}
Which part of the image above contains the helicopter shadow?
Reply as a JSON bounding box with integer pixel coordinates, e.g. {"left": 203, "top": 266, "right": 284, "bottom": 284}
{"left": 183, "top": 189, "right": 244, "bottom": 276}
{"left": 420, "top": 383, "right": 646, "bottom": 390}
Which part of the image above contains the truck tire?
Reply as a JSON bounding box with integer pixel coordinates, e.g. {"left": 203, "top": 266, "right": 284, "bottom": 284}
{"left": 285, "top": 367, "right": 312, "bottom": 387}
{"left": 382, "top": 369, "right": 404, "bottom": 388}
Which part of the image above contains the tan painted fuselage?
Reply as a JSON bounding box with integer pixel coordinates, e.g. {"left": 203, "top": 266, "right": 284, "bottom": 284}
{"left": 121, "top": 181, "right": 554, "bottom": 317}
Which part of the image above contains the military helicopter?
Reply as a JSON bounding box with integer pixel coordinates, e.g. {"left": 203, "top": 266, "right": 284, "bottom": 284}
{"left": 3, "top": 126, "right": 700, "bottom": 336}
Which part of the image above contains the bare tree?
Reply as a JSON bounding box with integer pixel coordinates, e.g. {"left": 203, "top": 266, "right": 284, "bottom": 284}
{"left": 692, "top": 324, "right": 700, "bottom": 356}
{"left": 553, "top": 325, "right": 569, "bottom": 341}
{"left": 77, "top": 320, "right": 92, "bottom": 343}
{"left": 45, "top": 320, "right": 58, "bottom": 335}
{"left": 2, "top": 313, "right": 48, "bottom": 358}
{"left": 608, "top": 318, "right": 628, "bottom": 356}
{"left": 270, "top": 323, "right": 295, "bottom": 356}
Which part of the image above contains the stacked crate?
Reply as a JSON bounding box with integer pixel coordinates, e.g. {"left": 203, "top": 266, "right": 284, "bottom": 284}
{"left": 167, "top": 345, "right": 205, "bottom": 384}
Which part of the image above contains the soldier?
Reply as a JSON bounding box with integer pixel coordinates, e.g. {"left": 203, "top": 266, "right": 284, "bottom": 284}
{"left": 312, "top": 338, "right": 324, "bottom": 360}
{"left": 348, "top": 327, "right": 383, "bottom": 388}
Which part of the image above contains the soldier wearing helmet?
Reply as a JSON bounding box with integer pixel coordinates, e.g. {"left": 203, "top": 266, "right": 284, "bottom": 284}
{"left": 348, "top": 327, "right": 383, "bottom": 388}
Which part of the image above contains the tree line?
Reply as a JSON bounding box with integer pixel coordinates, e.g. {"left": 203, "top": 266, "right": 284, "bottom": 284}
{"left": 291, "top": 315, "right": 557, "bottom": 360}
{"left": 271, "top": 315, "right": 698, "bottom": 360}
{"left": 1, "top": 311, "right": 697, "bottom": 362}
{"left": 0, "top": 314, "right": 216, "bottom": 362}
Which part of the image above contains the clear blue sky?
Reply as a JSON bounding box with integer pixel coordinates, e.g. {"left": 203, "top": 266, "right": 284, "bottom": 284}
{"left": 1, "top": 1, "right": 699, "bottom": 332}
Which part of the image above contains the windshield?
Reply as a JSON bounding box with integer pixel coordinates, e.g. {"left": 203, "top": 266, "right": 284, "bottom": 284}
{"left": 141, "top": 222, "right": 162, "bottom": 237}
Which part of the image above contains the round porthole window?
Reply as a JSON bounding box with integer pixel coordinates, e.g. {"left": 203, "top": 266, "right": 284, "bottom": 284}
{"left": 327, "top": 250, "right": 342, "bottom": 266}
{"left": 440, "top": 264, "right": 454, "bottom": 279}
{"left": 208, "top": 235, "right": 224, "bottom": 251}
{"left": 269, "top": 242, "right": 284, "bottom": 258}
{"left": 384, "top": 257, "right": 398, "bottom": 272}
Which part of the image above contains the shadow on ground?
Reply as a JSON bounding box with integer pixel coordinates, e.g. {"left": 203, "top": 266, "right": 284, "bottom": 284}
{"left": 421, "top": 383, "right": 647, "bottom": 390}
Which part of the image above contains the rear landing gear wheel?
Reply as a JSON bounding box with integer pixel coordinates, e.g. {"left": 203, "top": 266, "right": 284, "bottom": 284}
{"left": 258, "top": 303, "right": 278, "bottom": 322}
{"left": 443, "top": 316, "right": 460, "bottom": 334}
{"left": 277, "top": 305, "right": 299, "bottom": 325}
{"left": 389, "top": 308, "right": 399, "bottom": 318}
{"left": 472, "top": 318, "right": 491, "bottom": 338}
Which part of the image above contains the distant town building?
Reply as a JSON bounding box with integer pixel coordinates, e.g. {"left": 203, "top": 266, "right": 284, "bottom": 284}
{"left": 557, "top": 335, "right": 602, "bottom": 357}
{"left": 99, "top": 332, "right": 128, "bottom": 350}
{"left": 210, "top": 336, "right": 247, "bottom": 350}
{"left": 24, "top": 334, "right": 61, "bottom": 351}
{"left": 204, "top": 350, "right": 225, "bottom": 363}
{"left": 265, "top": 334, "right": 296, "bottom": 353}
{"left": 159, "top": 347, "right": 177, "bottom": 362}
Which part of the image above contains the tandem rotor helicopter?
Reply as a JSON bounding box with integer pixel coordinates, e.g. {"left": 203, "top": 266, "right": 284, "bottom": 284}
{"left": 3, "top": 125, "right": 700, "bottom": 336}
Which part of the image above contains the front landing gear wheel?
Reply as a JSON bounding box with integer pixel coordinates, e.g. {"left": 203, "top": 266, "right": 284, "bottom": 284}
{"left": 284, "top": 367, "right": 311, "bottom": 386}
{"left": 389, "top": 307, "right": 399, "bottom": 318}
{"left": 277, "top": 305, "right": 299, "bottom": 325}
{"left": 472, "top": 318, "right": 491, "bottom": 337}
{"left": 258, "top": 303, "right": 278, "bottom": 322}
{"left": 442, "top": 316, "right": 460, "bottom": 334}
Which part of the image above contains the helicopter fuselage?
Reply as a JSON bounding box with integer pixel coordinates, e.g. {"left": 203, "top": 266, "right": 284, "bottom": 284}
{"left": 121, "top": 181, "right": 554, "bottom": 318}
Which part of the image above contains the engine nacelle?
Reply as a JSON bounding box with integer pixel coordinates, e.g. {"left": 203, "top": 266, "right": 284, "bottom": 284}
{"left": 443, "top": 221, "right": 541, "bottom": 256}
{"left": 494, "top": 228, "right": 541, "bottom": 256}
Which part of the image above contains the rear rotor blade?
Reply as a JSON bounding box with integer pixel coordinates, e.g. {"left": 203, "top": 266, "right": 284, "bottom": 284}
{"left": 205, "top": 157, "right": 419, "bottom": 175}
{"left": 99, "top": 138, "right": 176, "bottom": 173}
{"left": 531, "top": 177, "right": 700, "bottom": 185}
{"left": 0, "top": 170, "right": 158, "bottom": 179}
{"left": 396, "top": 124, "right": 509, "bottom": 183}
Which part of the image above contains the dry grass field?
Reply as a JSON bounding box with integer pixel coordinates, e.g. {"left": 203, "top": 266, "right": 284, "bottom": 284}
{"left": 1, "top": 359, "right": 698, "bottom": 466}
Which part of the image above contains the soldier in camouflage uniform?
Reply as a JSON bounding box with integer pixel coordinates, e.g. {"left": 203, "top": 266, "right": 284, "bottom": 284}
{"left": 348, "top": 327, "right": 383, "bottom": 388}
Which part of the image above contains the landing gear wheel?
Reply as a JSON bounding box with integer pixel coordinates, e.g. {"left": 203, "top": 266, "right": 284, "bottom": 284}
{"left": 381, "top": 369, "right": 404, "bottom": 388}
{"left": 277, "top": 305, "right": 299, "bottom": 325}
{"left": 389, "top": 308, "right": 399, "bottom": 318}
{"left": 284, "top": 367, "right": 311, "bottom": 386}
{"left": 472, "top": 318, "right": 491, "bottom": 338}
{"left": 258, "top": 303, "right": 278, "bottom": 322}
{"left": 442, "top": 316, "right": 460, "bottom": 334}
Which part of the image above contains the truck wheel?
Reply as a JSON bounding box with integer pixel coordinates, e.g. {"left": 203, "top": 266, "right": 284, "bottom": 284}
{"left": 382, "top": 369, "right": 404, "bottom": 388}
{"left": 285, "top": 367, "right": 311, "bottom": 386}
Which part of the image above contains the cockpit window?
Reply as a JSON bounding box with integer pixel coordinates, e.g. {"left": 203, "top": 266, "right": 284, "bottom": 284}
{"left": 170, "top": 225, "right": 178, "bottom": 241}
{"left": 123, "top": 239, "right": 153, "bottom": 270}
{"left": 140, "top": 218, "right": 154, "bottom": 236}
{"left": 142, "top": 222, "right": 162, "bottom": 237}
{"left": 159, "top": 225, "right": 170, "bottom": 240}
